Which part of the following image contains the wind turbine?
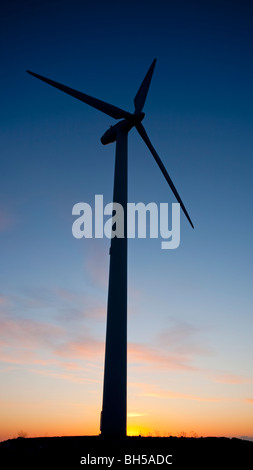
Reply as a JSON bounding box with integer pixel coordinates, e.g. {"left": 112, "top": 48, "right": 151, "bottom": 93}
{"left": 27, "top": 59, "right": 194, "bottom": 437}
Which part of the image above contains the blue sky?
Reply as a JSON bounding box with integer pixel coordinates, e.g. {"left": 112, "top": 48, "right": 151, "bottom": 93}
{"left": 1, "top": 0, "right": 253, "bottom": 440}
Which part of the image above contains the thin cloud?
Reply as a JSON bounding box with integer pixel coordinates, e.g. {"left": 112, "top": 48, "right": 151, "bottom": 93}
{"left": 128, "top": 342, "right": 200, "bottom": 372}
{"left": 157, "top": 321, "right": 213, "bottom": 358}
{"left": 127, "top": 412, "right": 148, "bottom": 418}
{"left": 0, "top": 304, "right": 104, "bottom": 370}
{"left": 0, "top": 313, "right": 64, "bottom": 349}
{"left": 28, "top": 368, "right": 100, "bottom": 385}
{"left": 53, "top": 337, "right": 104, "bottom": 360}
{"left": 133, "top": 383, "right": 235, "bottom": 403}
{"left": 0, "top": 348, "right": 39, "bottom": 365}
{"left": 85, "top": 240, "right": 109, "bottom": 288}
{"left": 58, "top": 305, "right": 106, "bottom": 323}
{"left": 52, "top": 288, "right": 106, "bottom": 322}
{"left": 141, "top": 390, "right": 223, "bottom": 402}
{"left": 0, "top": 306, "right": 202, "bottom": 374}
{"left": 1, "top": 294, "right": 237, "bottom": 387}
{"left": 54, "top": 288, "right": 77, "bottom": 302}
{"left": 0, "top": 207, "right": 15, "bottom": 232}
{"left": 0, "top": 296, "right": 7, "bottom": 306}
{"left": 212, "top": 372, "right": 253, "bottom": 385}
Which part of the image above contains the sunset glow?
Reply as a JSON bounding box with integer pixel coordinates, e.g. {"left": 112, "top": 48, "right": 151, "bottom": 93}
{"left": 1, "top": 0, "right": 253, "bottom": 443}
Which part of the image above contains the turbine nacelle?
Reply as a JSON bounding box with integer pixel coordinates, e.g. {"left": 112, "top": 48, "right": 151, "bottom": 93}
{"left": 101, "top": 112, "right": 145, "bottom": 145}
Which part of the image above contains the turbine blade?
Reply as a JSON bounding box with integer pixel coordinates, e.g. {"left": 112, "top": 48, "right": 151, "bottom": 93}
{"left": 134, "top": 59, "right": 156, "bottom": 113}
{"left": 27, "top": 70, "right": 132, "bottom": 120}
{"left": 136, "top": 123, "right": 194, "bottom": 229}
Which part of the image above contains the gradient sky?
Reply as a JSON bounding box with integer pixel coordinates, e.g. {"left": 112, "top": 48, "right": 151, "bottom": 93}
{"left": 1, "top": 0, "right": 253, "bottom": 441}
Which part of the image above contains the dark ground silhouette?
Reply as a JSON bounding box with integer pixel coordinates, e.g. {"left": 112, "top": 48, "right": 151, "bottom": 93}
{"left": 1, "top": 435, "right": 253, "bottom": 469}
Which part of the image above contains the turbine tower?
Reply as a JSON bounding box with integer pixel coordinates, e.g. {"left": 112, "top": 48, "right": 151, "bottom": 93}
{"left": 27, "top": 60, "right": 194, "bottom": 437}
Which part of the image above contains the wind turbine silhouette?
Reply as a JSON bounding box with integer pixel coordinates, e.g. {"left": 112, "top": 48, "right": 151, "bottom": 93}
{"left": 27, "top": 59, "right": 194, "bottom": 437}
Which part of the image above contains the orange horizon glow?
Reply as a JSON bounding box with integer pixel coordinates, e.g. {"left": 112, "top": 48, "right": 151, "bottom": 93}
{"left": 1, "top": 399, "right": 253, "bottom": 443}
{"left": 1, "top": 288, "right": 253, "bottom": 444}
{"left": 1, "top": 308, "right": 253, "bottom": 444}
